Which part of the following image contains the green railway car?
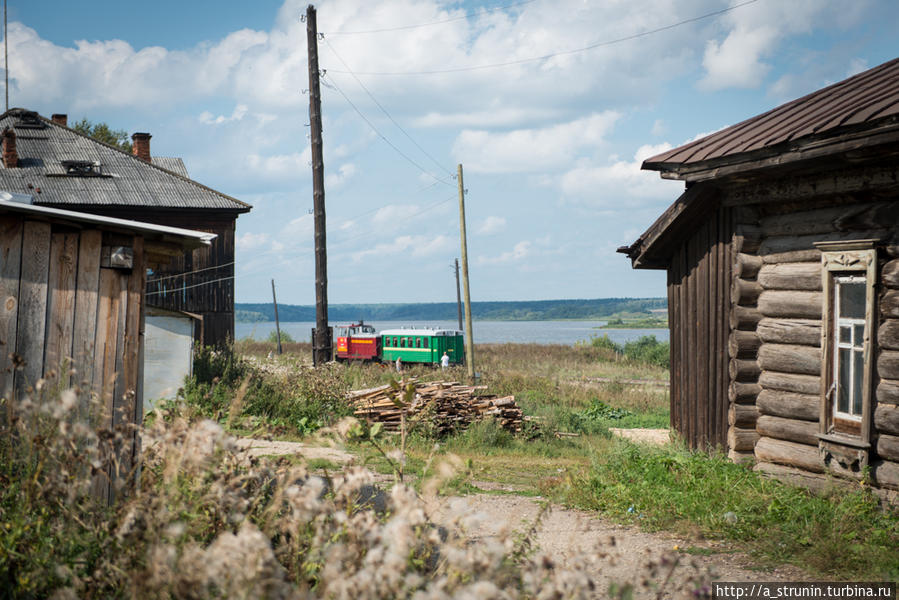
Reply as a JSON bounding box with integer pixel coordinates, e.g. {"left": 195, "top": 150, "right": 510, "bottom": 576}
{"left": 379, "top": 328, "right": 464, "bottom": 365}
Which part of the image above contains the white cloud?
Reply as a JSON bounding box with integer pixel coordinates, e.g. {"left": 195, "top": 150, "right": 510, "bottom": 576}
{"left": 846, "top": 58, "right": 868, "bottom": 77}
{"left": 325, "top": 163, "right": 357, "bottom": 188}
{"left": 477, "top": 216, "right": 507, "bottom": 235}
{"left": 477, "top": 241, "right": 532, "bottom": 266}
{"left": 560, "top": 143, "right": 676, "bottom": 205}
{"left": 246, "top": 147, "right": 311, "bottom": 179}
{"left": 236, "top": 231, "right": 269, "bottom": 251}
{"left": 452, "top": 112, "right": 620, "bottom": 174}
{"left": 199, "top": 104, "right": 248, "bottom": 125}
{"left": 651, "top": 119, "right": 667, "bottom": 137}
{"left": 351, "top": 234, "right": 451, "bottom": 262}
{"left": 698, "top": 25, "right": 776, "bottom": 91}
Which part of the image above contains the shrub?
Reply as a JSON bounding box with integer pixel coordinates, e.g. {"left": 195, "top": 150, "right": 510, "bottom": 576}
{"left": 266, "top": 329, "right": 295, "bottom": 344}
{"left": 590, "top": 334, "right": 622, "bottom": 353}
{"left": 622, "top": 335, "right": 669, "bottom": 368}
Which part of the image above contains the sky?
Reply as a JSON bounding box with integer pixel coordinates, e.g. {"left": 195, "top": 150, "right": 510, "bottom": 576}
{"left": 6, "top": 0, "right": 899, "bottom": 304}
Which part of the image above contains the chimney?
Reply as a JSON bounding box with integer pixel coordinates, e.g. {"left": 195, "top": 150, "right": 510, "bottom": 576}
{"left": 51, "top": 113, "right": 68, "bottom": 127}
{"left": 2, "top": 128, "right": 17, "bottom": 168}
{"left": 131, "top": 132, "right": 151, "bottom": 161}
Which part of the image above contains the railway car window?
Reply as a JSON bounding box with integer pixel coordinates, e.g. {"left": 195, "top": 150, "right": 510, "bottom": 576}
{"left": 423, "top": 338, "right": 429, "bottom": 348}
{"left": 384, "top": 337, "right": 390, "bottom": 347}
{"left": 401, "top": 338, "right": 406, "bottom": 348}
{"left": 415, "top": 338, "right": 421, "bottom": 348}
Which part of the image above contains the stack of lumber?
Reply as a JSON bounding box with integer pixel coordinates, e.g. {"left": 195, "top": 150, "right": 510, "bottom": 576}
{"left": 348, "top": 380, "right": 523, "bottom": 435}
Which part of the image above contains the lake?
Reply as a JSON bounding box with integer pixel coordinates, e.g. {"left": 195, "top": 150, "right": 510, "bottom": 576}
{"left": 235, "top": 320, "right": 669, "bottom": 346}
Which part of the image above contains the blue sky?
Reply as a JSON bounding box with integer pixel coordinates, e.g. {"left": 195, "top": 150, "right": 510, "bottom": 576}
{"left": 9, "top": 0, "right": 899, "bottom": 304}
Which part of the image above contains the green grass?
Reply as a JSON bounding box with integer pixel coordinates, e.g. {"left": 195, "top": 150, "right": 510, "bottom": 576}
{"left": 560, "top": 441, "right": 899, "bottom": 580}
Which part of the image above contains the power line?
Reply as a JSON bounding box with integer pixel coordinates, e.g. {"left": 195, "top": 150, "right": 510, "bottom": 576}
{"left": 323, "top": 36, "right": 454, "bottom": 178}
{"left": 147, "top": 261, "right": 234, "bottom": 283}
{"left": 321, "top": 71, "right": 454, "bottom": 186}
{"left": 327, "top": 0, "right": 759, "bottom": 76}
{"left": 145, "top": 275, "right": 234, "bottom": 296}
{"left": 332, "top": 194, "right": 456, "bottom": 246}
{"left": 323, "top": 0, "right": 538, "bottom": 35}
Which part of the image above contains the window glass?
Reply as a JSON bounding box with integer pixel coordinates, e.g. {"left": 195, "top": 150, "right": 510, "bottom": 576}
{"left": 384, "top": 337, "right": 390, "bottom": 347}
{"left": 401, "top": 338, "right": 406, "bottom": 348}
{"left": 839, "top": 281, "right": 865, "bottom": 320}
{"left": 423, "top": 338, "right": 429, "bottom": 348}
{"left": 838, "top": 348, "right": 851, "bottom": 414}
{"left": 853, "top": 324, "right": 865, "bottom": 348}
{"left": 416, "top": 338, "right": 421, "bottom": 348}
{"left": 839, "top": 326, "right": 851, "bottom": 344}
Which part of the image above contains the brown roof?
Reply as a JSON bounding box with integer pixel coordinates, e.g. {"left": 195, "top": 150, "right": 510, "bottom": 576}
{"left": 643, "top": 57, "right": 899, "bottom": 177}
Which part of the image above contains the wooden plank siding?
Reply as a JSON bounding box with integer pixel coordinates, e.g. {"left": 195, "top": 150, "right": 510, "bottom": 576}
{"left": 667, "top": 204, "right": 734, "bottom": 449}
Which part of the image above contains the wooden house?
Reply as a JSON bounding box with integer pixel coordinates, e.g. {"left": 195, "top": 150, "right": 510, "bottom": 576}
{"left": 619, "top": 57, "right": 899, "bottom": 491}
{"left": 0, "top": 193, "right": 214, "bottom": 501}
{"left": 0, "top": 109, "right": 251, "bottom": 346}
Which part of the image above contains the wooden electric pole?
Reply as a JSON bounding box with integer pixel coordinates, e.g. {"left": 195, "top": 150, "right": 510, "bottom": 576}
{"left": 454, "top": 258, "right": 463, "bottom": 331}
{"left": 307, "top": 4, "right": 331, "bottom": 366}
{"left": 271, "top": 279, "right": 283, "bottom": 355}
{"left": 457, "top": 164, "right": 475, "bottom": 380}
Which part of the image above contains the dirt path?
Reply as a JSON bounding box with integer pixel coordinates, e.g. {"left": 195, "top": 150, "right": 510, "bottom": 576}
{"left": 434, "top": 493, "right": 806, "bottom": 595}
{"left": 236, "top": 437, "right": 806, "bottom": 592}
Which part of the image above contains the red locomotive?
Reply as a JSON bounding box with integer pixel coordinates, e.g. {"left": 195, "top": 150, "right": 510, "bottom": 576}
{"left": 334, "top": 321, "right": 379, "bottom": 362}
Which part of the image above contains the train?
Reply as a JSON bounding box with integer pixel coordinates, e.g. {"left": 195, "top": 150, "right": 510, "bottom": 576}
{"left": 333, "top": 321, "right": 464, "bottom": 366}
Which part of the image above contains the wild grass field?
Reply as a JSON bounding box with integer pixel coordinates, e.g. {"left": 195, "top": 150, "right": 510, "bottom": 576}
{"left": 2, "top": 336, "right": 898, "bottom": 598}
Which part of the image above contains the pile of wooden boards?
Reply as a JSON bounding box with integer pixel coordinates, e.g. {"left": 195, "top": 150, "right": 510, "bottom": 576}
{"left": 348, "top": 380, "right": 523, "bottom": 435}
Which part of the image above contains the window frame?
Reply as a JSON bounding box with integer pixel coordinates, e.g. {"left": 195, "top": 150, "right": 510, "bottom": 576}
{"left": 816, "top": 240, "right": 878, "bottom": 469}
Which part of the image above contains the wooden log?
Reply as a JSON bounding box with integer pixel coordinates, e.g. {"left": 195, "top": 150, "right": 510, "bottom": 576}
{"left": 880, "top": 290, "right": 899, "bottom": 319}
{"left": 728, "top": 449, "right": 756, "bottom": 464}
{"left": 757, "top": 263, "right": 822, "bottom": 291}
{"left": 886, "top": 246, "right": 899, "bottom": 259}
{"left": 873, "top": 460, "right": 899, "bottom": 490}
{"left": 756, "top": 415, "right": 819, "bottom": 446}
{"left": 755, "top": 462, "right": 843, "bottom": 494}
{"left": 759, "top": 202, "right": 899, "bottom": 237}
{"left": 732, "top": 278, "right": 762, "bottom": 306}
{"left": 874, "top": 403, "right": 899, "bottom": 436}
{"left": 728, "top": 330, "right": 760, "bottom": 359}
{"left": 760, "top": 232, "right": 883, "bottom": 256}
{"left": 883, "top": 259, "right": 899, "bottom": 290}
{"left": 877, "top": 350, "right": 899, "bottom": 380}
{"left": 730, "top": 304, "right": 762, "bottom": 331}
{"left": 761, "top": 249, "right": 821, "bottom": 264}
{"left": 759, "top": 371, "right": 821, "bottom": 395}
{"left": 877, "top": 434, "right": 899, "bottom": 463}
{"left": 878, "top": 319, "right": 899, "bottom": 351}
{"left": 758, "top": 290, "right": 823, "bottom": 319}
{"left": 728, "top": 403, "right": 759, "bottom": 428}
{"left": 733, "top": 224, "right": 761, "bottom": 254}
{"left": 729, "top": 382, "right": 761, "bottom": 404}
{"left": 729, "top": 358, "right": 760, "bottom": 383}
{"left": 758, "top": 343, "right": 822, "bottom": 376}
{"left": 757, "top": 389, "right": 819, "bottom": 421}
{"left": 876, "top": 378, "right": 899, "bottom": 405}
{"left": 756, "top": 318, "right": 821, "bottom": 347}
{"left": 728, "top": 426, "right": 760, "bottom": 452}
{"left": 754, "top": 436, "right": 825, "bottom": 473}
{"left": 734, "top": 253, "right": 762, "bottom": 279}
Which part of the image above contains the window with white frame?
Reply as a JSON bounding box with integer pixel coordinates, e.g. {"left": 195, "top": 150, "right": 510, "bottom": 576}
{"left": 832, "top": 274, "right": 866, "bottom": 423}
{"left": 815, "top": 240, "right": 878, "bottom": 468}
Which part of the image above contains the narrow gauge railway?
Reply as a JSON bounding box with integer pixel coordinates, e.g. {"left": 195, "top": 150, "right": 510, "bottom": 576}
{"left": 334, "top": 321, "right": 464, "bottom": 365}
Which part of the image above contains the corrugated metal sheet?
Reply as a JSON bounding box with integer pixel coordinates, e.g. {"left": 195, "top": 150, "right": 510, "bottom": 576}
{"left": 645, "top": 57, "right": 899, "bottom": 170}
{"left": 0, "top": 109, "right": 250, "bottom": 212}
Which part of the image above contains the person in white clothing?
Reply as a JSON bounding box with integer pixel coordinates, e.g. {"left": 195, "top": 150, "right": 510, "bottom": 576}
{"left": 395, "top": 357, "right": 402, "bottom": 373}
{"left": 441, "top": 352, "right": 449, "bottom": 369}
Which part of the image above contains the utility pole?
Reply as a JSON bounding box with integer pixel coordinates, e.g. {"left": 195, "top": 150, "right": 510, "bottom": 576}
{"left": 307, "top": 4, "right": 331, "bottom": 366}
{"left": 4, "top": 0, "right": 8, "bottom": 111}
{"left": 454, "top": 258, "right": 463, "bottom": 331}
{"left": 271, "top": 279, "right": 283, "bottom": 355}
{"left": 457, "top": 164, "right": 475, "bottom": 380}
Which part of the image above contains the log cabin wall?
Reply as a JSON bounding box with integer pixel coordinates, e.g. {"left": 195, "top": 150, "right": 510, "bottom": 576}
{"left": 730, "top": 191, "right": 899, "bottom": 491}
{"left": 667, "top": 203, "right": 733, "bottom": 450}
{"left": 0, "top": 215, "right": 146, "bottom": 504}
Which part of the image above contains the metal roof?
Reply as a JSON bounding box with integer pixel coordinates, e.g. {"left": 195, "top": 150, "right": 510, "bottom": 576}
{"left": 0, "top": 109, "right": 250, "bottom": 212}
{"left": 643, "top": 57, "right": 899, "bottom": 176}
{"left": 0, "top": 194, "right": 215, "bottom": 250}
{"left": 151, "top": 156, "right": 190, "bottom": 178}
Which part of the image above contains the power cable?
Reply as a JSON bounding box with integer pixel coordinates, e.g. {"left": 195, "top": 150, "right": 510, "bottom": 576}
{"left": 327, "top": 0, "right": 759, "bottom": 76}
{"left": 323, "top": 0, "right": 538, "bottom": 35}
{"left": 145, "top": 275, "right": 235, "bottom": 297}
{"left": 147, "top": 261, "right": 234, "bottom": 283}
{"left": 321, "top": 72, "right": 454, "bottom": 186}
{"left": 323, "top": 37, "right": 454, "bottom": 178}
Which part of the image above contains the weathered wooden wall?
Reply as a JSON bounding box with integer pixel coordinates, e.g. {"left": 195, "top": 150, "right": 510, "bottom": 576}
{"left": 667, "top": 203, "right": 733, "bottom": 450}
{"left": 0, "top": 215, "right": 145, "bottom": 503}
{"left": 144, "top": 216, "right": 235, "bottom": 347}
{"left": 736, "top": 195, "right": 899, "bottom": 491}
